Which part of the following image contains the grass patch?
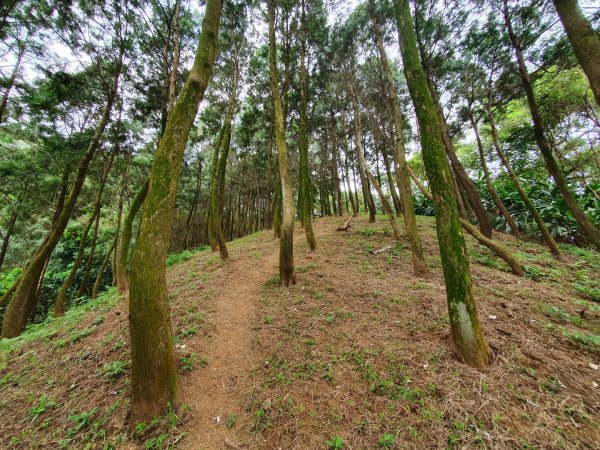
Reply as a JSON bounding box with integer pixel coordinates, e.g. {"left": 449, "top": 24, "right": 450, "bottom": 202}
{"left": 165, "top": 245, "right": 209, "bottom": 266}
{"left": 0, "top": 289, "right": 121, "bottom": 371}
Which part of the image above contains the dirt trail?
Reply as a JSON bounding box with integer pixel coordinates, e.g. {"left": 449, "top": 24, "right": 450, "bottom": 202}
{"left": 180, "top": 240, "right": 278, "bottom": 450}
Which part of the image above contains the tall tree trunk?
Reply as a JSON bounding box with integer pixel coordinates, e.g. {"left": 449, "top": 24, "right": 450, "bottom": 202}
{"left": 503, "top": 0, "right": 600, "bottom": 250}
{"left": 35, "top": 165, "right": 71, "bottom": 303}
{"left": 349, "top": 84, "right": 376, "bottom": 222}
{"left": 184, "top": 158, "right": 203, "bottom": 248}
{"left": 342, "top": 133, "right": 359, "bottom": 216}
{"left": 298, "top": 5, "right": 317, "bottom": 250}
{"left": 553, "top": 0, "right": 600, "bottom": 106}
{"left": 210, "top": 65, "right": 238, "bottom": 260}
{"left": 351, "top": 152, "right": 361, "bottom": 213}
{"left": 77, "top": 210, "right": 101, "bottom": 298}
{"left": 356, "top": 139, "right": 403, "bottom": 241}
{"left": 54, "top": 209, "right": 99, "bottom": 316}
{"left": 395, "top": 0, "right": 490, "bottom": 369}
{"left": 372, "top": 12, "right": 427, "bottom": 276}
{"left": 272, "top": 174, "right": 282, "bottom": 238}
{"left": 1, "top": 48, "right": 124, "bottom": 338}
{"left": 0, "top": 43, "right": 25, "bottom": 123}
{"left": 487, "top": 103, "right": 560, "bottom": 255}
{"left": 168, "top": 0, "right": 181, "bottom": 110}
{"left": 56, "top": 150, "right": 114, "bottom": 315}
{"left": 112, "top": 177, "right": 127, "bottom": 286}
{"left": 92, "top": 234, "right": 117, "bottom": 299}
{"left": 375, "top": 120, "right": 402, "bottom": 215}
{"left": 128, "top": 0, "right": 221, "bottom": 424}
{"left": 468, "top": 109, "right": 520, "bottom": 237}
{"left": 116, "top": 180, "right": 149, "bottom": 294}
{"left": 268, "top": 0, "right": 296, "bottom": 286}
{"left": 330, "top": 115, "right": 344, "bottom": 217}
{"left": 426, "top": 76, "right": 493, "bottom": 238}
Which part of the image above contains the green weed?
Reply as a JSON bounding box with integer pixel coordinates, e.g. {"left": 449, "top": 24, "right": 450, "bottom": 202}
{"left": 100, "top": 361, "right": 128, "bottom": 378}
{"left": 30, "top": 394, "right": 58, "bottom": 422}
{"left": 326, "top": 435, "right": 345, "bottom": 449}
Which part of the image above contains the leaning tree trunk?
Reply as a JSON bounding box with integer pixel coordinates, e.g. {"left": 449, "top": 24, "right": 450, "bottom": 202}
{"left": 503, "top": 0, "right": 600, "bottom": 250}
{"left": 553, "top": 0, "right": 600, "bottom": 107}
{"left": 372, "top": 12, "right": 427, "bottom": 276}
{"left": 487, "top": 103, "right": 560, "bottom": 256}
{"left": 268, "top": 0, "right": 296, "bottom": 286}
{"left": 128, "top": 0, "right": 221, "bottom": 424}
{"left": 54, "top": 208, "right": 99, "bottom": 316}
{"left": 395, "top": 0, "right": 490, "bottom": 370}
{"left": 298, "top": 12, "right": 316, "bottom": 250}
{"left": 79, "top": 145, "right": 118, "bottom": 295}
{"left": 468, "top": 109, "right": 520, "bottom": 237}
{"left": 409, "top": 167, "right": 525, "bottom": 277}
{"left": 1, "top": 48, "right": 123, "bottom": 338}
{"left": 55, "top": 150, "right": 114, "bottom": 315}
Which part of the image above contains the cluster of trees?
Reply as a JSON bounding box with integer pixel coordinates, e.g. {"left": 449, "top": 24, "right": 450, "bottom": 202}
{"left": 0, "top": 0, "right": 598, "bottom": 423}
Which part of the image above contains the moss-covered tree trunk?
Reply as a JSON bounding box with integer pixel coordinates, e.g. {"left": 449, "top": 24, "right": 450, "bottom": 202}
{"left": 503, "top": 0, "right": 600, "bottom": 250}
{"left": 426, "top": 77, "right": 493, "bottom": 238}
{"left": 55, "top": 151, "right": 114, "bottom": 315}
{"left": 553, "top": 0, "right": 600, "bottom": 106}
{"left": 111, "top": 174, "right": 126, "bottom": 286}
{"left": 268, "top": 0, "right": 296, "bottom": 286}
{"left": 375, "top": 122, "right": 402, "bottom": 215}
{"left": 468, "top": 110, "right": 520, "bottom": 237}
{"left": 395, "top": 0, "right": 490, "bottom": 369}
{"left": 1, "top": 49, "right": 124, "bottom": 338}
{"left": 184, "top": 158, "right": 203, "bottom": 247}
{"left": 409, "top": 167, "right": 524, "bottom": 276}
{"left": 128, "top": 0, "right": 221, "bottom": 424}
{"left": 342, "top": 131, "right": 359, "bottom": 217}
{"left": 356, "top": 138, "right": 403, "bottom": 242}
{"left": 92, "top": 234, "right": 117, "bottom": 299}
{"left": 76, "top": 208, "right": 101, "bottom": 298}
{"left": 298, "top": 8, "right": 316, "bottom": 250}
{"left": 349, "top": 84, "right": 376, "bottom": 223}
{"left": 116, "top": 180, "right": 148, "bottom": 294}
{"left": 54, "top": 208, "right": 99, "bottom": 316}
{"left": 372, "top": 13, "right": 427, "bottom": 276}
{"left": 209, "top": 65, "right": 238, "bottom": 260}
{"left": 78, "top": 148, "right": 116, "bottom": 297}
{"left": 487, "top": 104, "right": 560, "bottom": 256}
{"left": 330, "top": 115, "right": 344, "bottom": 217}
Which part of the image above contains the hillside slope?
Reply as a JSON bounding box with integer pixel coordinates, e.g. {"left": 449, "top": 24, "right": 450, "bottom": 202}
{"left": 1, "top": 214, "right": 599, "bottom": 449}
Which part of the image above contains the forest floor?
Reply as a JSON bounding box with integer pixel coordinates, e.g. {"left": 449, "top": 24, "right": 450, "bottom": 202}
{"left": 1, "top": 214, "right": 600, "bottom": 449}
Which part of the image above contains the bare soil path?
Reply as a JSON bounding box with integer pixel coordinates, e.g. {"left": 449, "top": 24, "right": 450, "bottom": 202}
{"left": 180, "top": 237, "right": 278, "bottom": 450}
